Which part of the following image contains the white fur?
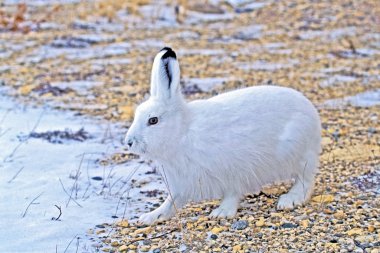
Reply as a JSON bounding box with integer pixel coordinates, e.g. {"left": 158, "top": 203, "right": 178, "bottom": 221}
{"left": 125, "top": 48, "right": 321, "bottom": 225}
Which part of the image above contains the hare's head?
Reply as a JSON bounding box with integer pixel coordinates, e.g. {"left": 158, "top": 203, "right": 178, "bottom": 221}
{"left": 125, "top": 48, "right": 187, "bottom": 158}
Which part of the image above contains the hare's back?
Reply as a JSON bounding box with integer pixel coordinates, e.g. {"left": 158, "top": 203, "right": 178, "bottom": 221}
{"left": 188, "top": 85, "right": 320, "bottom": 147}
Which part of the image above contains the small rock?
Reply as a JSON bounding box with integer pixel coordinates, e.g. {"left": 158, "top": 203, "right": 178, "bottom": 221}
{"left": 334, "top": 210, "right": 346, "bottom": 219}
{"left": 210, "top": 234, "right": 218, "bottom": 240}
{"left": 312, "top": 194, "right": 335, "bottom": 203}
{"left": 281, "top": 223, "right": 298, "bottom": 229}
{"left": 110, "top": 241, "right": 119, "bottom": 247}
{"left": 347, "top": 228, "right": 363, "bottom": 236}
{"left": 140, "top": 245, "right": 151, "bottom": 252}
{"left": 231, "top": 220, "right": 248, "bottom": 230}
{"left": 355, "top": 234, "right": 377, "bottom": 244}
{"left": 143, "top": 239, "right": 151, "bottom": 245}
{"left": 301, "top": 220, "right": 309, "bottom": 228}
{"left": 232, "top": 245, "right": 242, "bottom": 252}
{"left": 118, "top": 245, "right": 127, "bottom": 252}
{"left": 211, "top": 227, "right": 224, "bottom": 234}
{"left": 117, "top": 220, "right": 129, "bottom": 228}
{"left": 135, "top": 227, "right": 152, "bottom": 235}
{"left": 255, "top": 217, "right": 265, "bottom": 227}
{"left": 153, "top": 249, "right": 161, "bottom": 253}
{"left": 128, "top": 244, "right": 137, "bottom": 250}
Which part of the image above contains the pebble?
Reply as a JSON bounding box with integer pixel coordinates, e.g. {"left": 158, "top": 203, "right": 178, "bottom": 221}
{"left": 143, "top": 239, "right": 151, "bottom": 245}
{"left": 312, "top": 194, "right": 335, "bottom": 203}
{"left": 117, "top": 220, "right": 129, "bottom": 228}
{"left": 140, "top": 246, "right": 151, "bottom": 252}
{"left": 232, "top": 245, "right": 242, "bottom": 252}
{"left": 368, "top": 225, "right": 375, "bottom": 232}
{"left": 110, "top": 241, "right": 119, "bottom": 247}
{"left": 211, "top": 227, "right": 224, "bottom": 234}
{"left": 347, "top": 228, "right": 363, "bottom": 236}
{"left": 210, "top": 234, "right": 218, "bottom": 240}
{"left": 255, "top": 217, "right": 265, "bottom": 227}
{"left": 125, "top": 244, "right": 136, "bottom": 250}
{"left": 134, "top": 227, "right": 152, "bottom": 235}
{"left": 153, "top": 249, "right": 161, "bottom": 253}
{"left": 301, "top": 220, "right": 309, "bottom": 228}
{"left": 334, "top": 210, "right": 346, "bottom": 219}
{"left": 281, "top": 222, "right": 298, "bottom": 229}
{"left": 118, "top": 245, "right": 127, "bottom": 252}
{"left": 231, "top": 220, "right": 248, "bottom": 230}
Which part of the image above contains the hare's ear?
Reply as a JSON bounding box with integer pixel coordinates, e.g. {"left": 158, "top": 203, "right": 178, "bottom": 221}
{"left": 150, "top": 47, "right": 181, "bottom": 101}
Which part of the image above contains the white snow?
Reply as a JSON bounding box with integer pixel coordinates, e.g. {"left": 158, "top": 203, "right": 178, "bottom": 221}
{"left": 0, "top": 93, "right": 164, "bottom": 253}
{"left": 323, "top": 89, "right": 380, "bottom": 108}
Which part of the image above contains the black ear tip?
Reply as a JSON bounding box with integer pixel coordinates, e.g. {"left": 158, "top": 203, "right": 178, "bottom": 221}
{"left": 160, "top": 47, "right": 177, "bottom": 59}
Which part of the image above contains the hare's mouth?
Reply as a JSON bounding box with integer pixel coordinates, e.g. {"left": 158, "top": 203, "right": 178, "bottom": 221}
{"left": 128, "top": 139, "right": 147, "bottom": 155}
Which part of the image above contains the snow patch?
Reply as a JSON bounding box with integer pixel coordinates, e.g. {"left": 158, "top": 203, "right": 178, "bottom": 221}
{"left": 0, "top": 94, "right": 164, "bottom": 253}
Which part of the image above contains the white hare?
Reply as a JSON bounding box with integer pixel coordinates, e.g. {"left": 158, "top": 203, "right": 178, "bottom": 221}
{"left": 125, "top": 47, "right": 321, "bottom": 225}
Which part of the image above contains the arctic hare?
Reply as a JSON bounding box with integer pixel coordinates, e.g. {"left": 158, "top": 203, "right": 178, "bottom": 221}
{"left": 125, "top": 47, "right": 321, "bottom": 225}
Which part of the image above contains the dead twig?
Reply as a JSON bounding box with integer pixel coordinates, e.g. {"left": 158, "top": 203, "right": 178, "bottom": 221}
{"left": 0, "top": 128, "right": 11, "bottom": 138}
{"left": 0, "top": 109, "right": 11, "bottom": 125}
{"left": 22, "top": 192, "right": 43, "bottom": 218}
{"left": 63, "top": 234, "right": 78, "bottom": 253}
{"left": 347, "top": 38, "right": 357, "bottom": 54}
{"left": 59, "top": 178, "right": 82, "bottom": 208}
{"left": 126, "top": 228, "right": 179, "bottom": 246}
{"left": 66, "top": 153, "right": 85, "bottom": 207}
{"left": 52, "top": 205, "right": 62, "bottom": 220}
{"left": 7, "top": 166, "right": 24, "bottom": 183}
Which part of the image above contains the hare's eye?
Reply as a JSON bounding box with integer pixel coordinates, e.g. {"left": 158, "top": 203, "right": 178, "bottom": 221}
{"left": 148, "top": 117, "right": 158, "bottom": 125}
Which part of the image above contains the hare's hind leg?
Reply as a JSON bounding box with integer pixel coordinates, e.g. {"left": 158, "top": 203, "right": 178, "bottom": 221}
{"left": 277, "top": 150, "right": 318, "bottom": 210}
{"left": 139, "top": 196, "right": 184, "bottom": 225}
{"left": 209, "top": 195, "right": 240, "bottom": 218}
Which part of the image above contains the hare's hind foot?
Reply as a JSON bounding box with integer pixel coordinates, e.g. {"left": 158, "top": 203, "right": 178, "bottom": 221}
{"left": 277, "top": 190, "right": 308, "bottom": 210}
{"left": 138, "top": 197, "right": 176, "bottom": 225}
{"left": 277, "top": 150, "right": 318, "bottom": 210}
{"left": 209, "top": 195, "right": 240, "bottom": 218}
{"left": 277, "top": 175, "right": 315, "bottom": 210}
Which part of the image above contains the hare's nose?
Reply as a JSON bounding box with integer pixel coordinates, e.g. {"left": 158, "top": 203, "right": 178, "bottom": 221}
{"left": 127, "top": 139, "right": 133, "bottom": 148}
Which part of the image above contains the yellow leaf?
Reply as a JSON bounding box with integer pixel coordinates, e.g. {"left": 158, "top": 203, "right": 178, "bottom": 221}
{"left": 211, "top": 227, "right": 224, "bottom": 234}
{"left": 117, "top": 220, "right": 129, "bottom": 228}
{"left": 312, "top": 194, "right": 334, "bottom": 203}
{"left": 19, "top": 84, "right": 34, "bottom": 95}
{"left": 118, "top": 245, "right": 127, "bottom": 252}
{"left": 255, "top": 217, "right": 265, "bottom": 227}
{"left": 233, "top": 245, "right": 242, "bottom": 252}
{"left": 347, "top": 228, "right": 362, "bottom": 236}
{"left": 134, "top": 226, "right": 152, "bottom": 234}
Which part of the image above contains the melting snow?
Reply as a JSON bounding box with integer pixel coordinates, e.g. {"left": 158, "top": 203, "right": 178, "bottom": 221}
{"left": 0, "top": 93, "right": 164, "bottom": 253}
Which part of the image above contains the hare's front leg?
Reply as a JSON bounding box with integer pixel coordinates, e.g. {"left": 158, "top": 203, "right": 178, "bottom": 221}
{"left": 138, "top": 196, "right": 181, "bottom": 225}
{"left": 209, "top": 195, "right": 240, "bottom": 218}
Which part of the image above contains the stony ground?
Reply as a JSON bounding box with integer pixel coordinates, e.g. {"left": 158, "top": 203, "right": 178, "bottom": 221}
{"left": 0, "top": 0, "right": 379, "bottom": 252}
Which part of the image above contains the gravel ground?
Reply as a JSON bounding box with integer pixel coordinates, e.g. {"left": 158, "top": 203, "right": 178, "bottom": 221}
{"left": 0, "top": 0, "right": 379, "bottom": 252}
